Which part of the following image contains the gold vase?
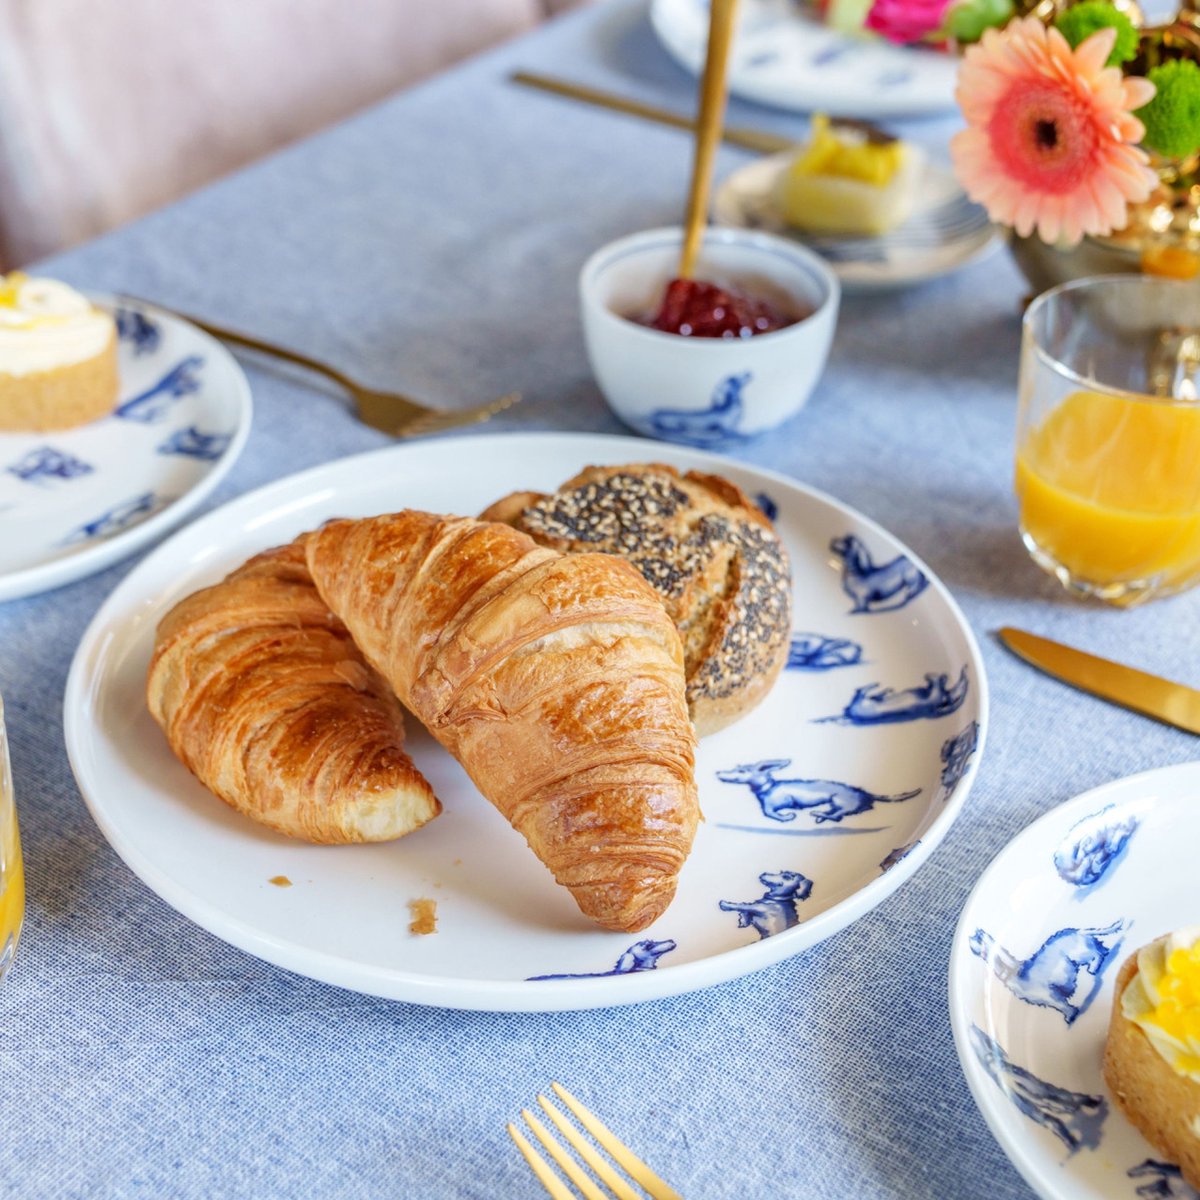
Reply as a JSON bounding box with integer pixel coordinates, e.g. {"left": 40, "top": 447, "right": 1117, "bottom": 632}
{"left": 1008, "top": 159, "right": 1200, "bottom": 294}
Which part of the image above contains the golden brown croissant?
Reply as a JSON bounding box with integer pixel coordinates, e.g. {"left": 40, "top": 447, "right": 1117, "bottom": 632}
{"left": 146, "top": 539, "right": 440, "bottom": 844}
{"left": 305, "top": 511, "right": 699, "bottom": 932}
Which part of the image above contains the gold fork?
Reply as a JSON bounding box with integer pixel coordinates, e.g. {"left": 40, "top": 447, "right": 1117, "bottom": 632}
{"left": 508, "top": 1083, "right": 683, "bottom": 1200}
{"left": 122, "top": 300, "right": 521, "bottom": 438}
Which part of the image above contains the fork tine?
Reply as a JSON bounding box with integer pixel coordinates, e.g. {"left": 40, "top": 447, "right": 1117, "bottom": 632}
{"left": 393, "top": 391, "right": 521, "bottom": 440}
{"left": 521, "top": 1109, "right": 608, "bottom": 1200}
{"left": 508, "top": 1123, "right": 576, "bottom": 1200}
{"left": 552, "top": 1083, "right": 684, "bottom": 1200}
{"left": 536, "top": 1096, "right": 641, "bottom": 1200}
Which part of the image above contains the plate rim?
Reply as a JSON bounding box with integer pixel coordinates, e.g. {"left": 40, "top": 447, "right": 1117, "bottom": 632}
{"left": 712, "top": 153, "right": 1003, "bottom": 292}
{"left": 649, "top": 0, "right": 960, "bottom": 118}
{"left": 947, "top": 761, "right": 1200, "bottom": 1200}
{"left": 64, "top": 430, "right": 990, "bottom": 1011}
{"left": 0, "top": 294, "right": 253, "bottom": 603}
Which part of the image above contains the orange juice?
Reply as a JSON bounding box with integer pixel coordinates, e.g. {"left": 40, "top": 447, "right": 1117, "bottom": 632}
{"left": 0, "top": 809, "right": 22, "bottom": 976}
{"left": 1016, "top": 389, "right": 1200, "bottom": 594}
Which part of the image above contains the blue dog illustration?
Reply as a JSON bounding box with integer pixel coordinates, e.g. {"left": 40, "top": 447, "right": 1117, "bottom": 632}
{"left": 787, "top": 633, "right": 863, "bottom": 671}
{"left": 7, "top": 445, "right": 93, "bottom": 484}
{"left": 969, "top": 1025, "right": 1106, "bottom": 1152}
{"left": 831, "top": 533, "right": 928, "bottom": 614}
{"left": 753, "top": 491, "right": 778, "bottom": 521}
{"left": 717, "top": 759, "right": 920, "bottom": 824}
{"left": 880, "top": 841, "right": 920, "bottom": 872}
{"left": 970, "top": 920, "right": 1128, "bottom": 1025}
{"left": 157, "top": 426, "right": 233, "bottom": 462}
{"left": 1054, "top": 805, "right": 1139, "bottom": 889}
{"left": 1129, "top": 1160, "right": 1200, "bottom": 1199}
{"left": 114, "top": 306, "right": 161, "bottom": 355}
{"left": 836, "top": 667, "right": 968, "bottom": 725}
{"left": 648, "top": 372, "right": 749, "bottom": 448}
{"left": 940, "top": 722, "right": 979, "bottom": 794}
{"left": 719, "top": 871, "right": 812, "bottom": 939}
{"left": 62, "top": 491, "right": 161, "bottom": 544}
{"left": 527, "top": 939, "right": 676, "bottom": 981}
{"left": 116, "top": 356, "right": 204, "bottom": 423}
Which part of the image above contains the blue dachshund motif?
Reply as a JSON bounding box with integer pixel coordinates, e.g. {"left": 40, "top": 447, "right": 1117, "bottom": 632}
{"left": 1129, "top": 1160, "right": 1200, "bottom": 1199}
{"left": 970, "top": 920, "right": 1128, "bottom": 1025}
{"left": 940, "top": 722, "right": 979, "bottom": 795}
{"left": 62, "top": 492, "right": 161, "bottom": 544}
{"left": 527, "top": 939, "right": 677, "bottom": 981}
{"left": 647, "top": 372, "right": 750, "bottom": 448}
{"left": 116, "top": 356, "right": 204, "bottom": 423}
{"left": 157, "top": 426, "right": 233, "bottom": 462}
{"left": 719, "top": 871, "right": 812, "bottom": 939}
{"left": 717, "top": 759, "right": 920, "bottom": 824}
{"left": 969, "top": 1026, "right": 1106, "bottom": 1152}
{"left": 880, "top": 841, "right": 920, "bottom": 871}
{"left": 753, "top": 491, "right": 778, "bottom": 521}
{"left": 831, "top": 533, "right": 928, "bottom": 614}
{"left": 114, "top": 306, "right": 161, "bottom": 355}
{"left": 832, "top": 666, "right": 968, "bottom": 725}
{"left": 1054, "top": 804, "right": 1139, "bottom": 889}
{"left": 7, "top": 445, "right": 93, "bottom": 484}
{"left": 787, "top": 633, "right": 863, "bottom": 671}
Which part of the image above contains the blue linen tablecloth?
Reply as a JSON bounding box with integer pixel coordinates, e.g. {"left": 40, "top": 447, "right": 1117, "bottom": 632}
{"left": 1, "top": 3, "right": 1196, "bottom": 1197}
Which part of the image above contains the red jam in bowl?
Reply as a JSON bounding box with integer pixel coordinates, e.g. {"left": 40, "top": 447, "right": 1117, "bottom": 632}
{"left": 645, "top": 278, "right": 805, "bottom": 338}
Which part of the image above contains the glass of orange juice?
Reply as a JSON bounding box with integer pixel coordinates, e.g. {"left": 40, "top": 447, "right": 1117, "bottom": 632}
{"left": 1016, "top": 275, "right": 1200, "bottom": 606}
{"left": 0, "top": 695, "right": 23, "bottom": 981}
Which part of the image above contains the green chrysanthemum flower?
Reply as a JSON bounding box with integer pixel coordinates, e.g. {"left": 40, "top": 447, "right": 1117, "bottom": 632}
{"left": 1138, "top": 60, "right": 1200, "bottom": 159}
{"left": 1054, "top": 2, "right": 1138, "bottom": 65}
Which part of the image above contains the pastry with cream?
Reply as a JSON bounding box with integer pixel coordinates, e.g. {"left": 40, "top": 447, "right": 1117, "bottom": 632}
{"left": 1104, "top": 928, "right": 1200, "bottom": 1189}
{"left": 777, "top": 114, "right": 923, "bottom": 237}
{"left": 0, "top": 272, "right": 118, "bottom": 432}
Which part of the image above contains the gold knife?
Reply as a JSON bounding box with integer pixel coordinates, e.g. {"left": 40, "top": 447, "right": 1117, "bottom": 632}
{"left": 998, "top": 627, "right": 1200, "bottom": 735}
{"left": 510, "top": 70, "right": 795, "bottom": 155}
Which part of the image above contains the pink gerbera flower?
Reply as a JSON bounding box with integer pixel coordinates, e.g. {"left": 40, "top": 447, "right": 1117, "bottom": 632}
{"left": 950, "top": 18, "right": 1157, "bottom": 245}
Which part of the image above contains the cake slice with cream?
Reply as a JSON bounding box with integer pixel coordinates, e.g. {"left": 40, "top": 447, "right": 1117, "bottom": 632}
{"left": 1105, "top": 928, "right": 1200, "bottom": 1189}
{"left": 776, "top": 114, "right": 923, "bottom": 237}
{"left": 0, "top": 273, "right": 118, "bottom": 432}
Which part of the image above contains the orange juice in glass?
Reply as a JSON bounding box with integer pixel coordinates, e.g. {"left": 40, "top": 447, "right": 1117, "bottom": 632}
{"left": 1016, "top": 276, "right": 1200, "bottom": 605}
{"left": 0, "top": 695, "right": 23, "bottom": 980}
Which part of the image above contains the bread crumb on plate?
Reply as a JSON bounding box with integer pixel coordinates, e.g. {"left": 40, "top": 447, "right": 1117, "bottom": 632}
{"left": 409, "top": 898, "right": 437, "bottom": 935}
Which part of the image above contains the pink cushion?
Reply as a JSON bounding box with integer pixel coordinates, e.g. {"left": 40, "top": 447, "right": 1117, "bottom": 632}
{"left": 0, "top": 0, "right": 543, "bottom": 266}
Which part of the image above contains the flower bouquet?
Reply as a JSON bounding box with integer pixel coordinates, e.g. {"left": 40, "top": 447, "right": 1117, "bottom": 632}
{"left": 863, "top": 0, "right": 1200, "bottom": 280}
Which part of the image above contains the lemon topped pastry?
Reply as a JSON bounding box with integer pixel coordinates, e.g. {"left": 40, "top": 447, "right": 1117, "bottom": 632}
{"left": 1105, "top": 929, "right": 1200, "bottom": 1189}
{"left": 0, "top": 272, "right": 118, "bottom": 432}
{"left": 777, "top": 115, "right": 923, "bottom": 236}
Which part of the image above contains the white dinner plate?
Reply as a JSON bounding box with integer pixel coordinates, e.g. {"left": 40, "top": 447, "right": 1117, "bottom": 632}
{"left": 65, "top": 432, "right": 987, "bottom": 1011}
{"left": 0, "top": 296, "right": 251, "bottom": 602}
{"left": 650, "top": 0, "right": 960, "bottom": 118}
{"left": 713, "top": 152, "right": 1002, "bottom": 292}
{"left": 949, "top": 763, "right": 1200, "bottom": 1200}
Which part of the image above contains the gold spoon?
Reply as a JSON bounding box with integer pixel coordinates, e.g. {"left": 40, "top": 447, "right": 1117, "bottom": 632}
{"left": 678, "top": 0, "right": 741, "bottom": 280}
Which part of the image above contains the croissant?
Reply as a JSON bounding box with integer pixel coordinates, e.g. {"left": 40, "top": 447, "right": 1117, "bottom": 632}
{"left": 305, "top": 511, "right": 699, "bottom": 932}
{"left": 146, "top": 539, "right": 441, "bottom": 844}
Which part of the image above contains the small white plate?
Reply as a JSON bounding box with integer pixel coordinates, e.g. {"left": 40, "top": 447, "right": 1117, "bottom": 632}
{"left": 65, "top": 432, "right": 987, "bottom": 1011}
{"left": 0, "top": 296, "right": 251, "bottom": 602}
{"left": 949, "top": 763, "right": 1200, "bottom": 1200}
{"left": 650, "top": 0, "right": 960, "bottom": 118}
{"left": 713, "top": 152, "right": 1002, "bottom": 292}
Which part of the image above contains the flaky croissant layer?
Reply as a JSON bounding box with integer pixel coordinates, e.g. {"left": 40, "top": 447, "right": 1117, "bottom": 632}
{"left": 147, "top": 540, "right": 441, "bottom": 844}
{"left": 307, "top": 510, "right": 699, "bottom": 932}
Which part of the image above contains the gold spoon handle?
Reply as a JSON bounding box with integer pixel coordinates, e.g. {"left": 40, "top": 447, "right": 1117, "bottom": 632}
{"left": 679, "top": 0, "right": 740, "bottom": 280}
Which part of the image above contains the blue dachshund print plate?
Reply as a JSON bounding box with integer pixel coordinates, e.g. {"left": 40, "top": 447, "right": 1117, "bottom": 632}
{"left": 0, "top": 295, "right": 251, "bottom": 601}
{"left": 950, "top": 763, "right": 1200, "bottom": 1200}
{"left": 64, "top": 432, "right": 986, "bottom": 1012}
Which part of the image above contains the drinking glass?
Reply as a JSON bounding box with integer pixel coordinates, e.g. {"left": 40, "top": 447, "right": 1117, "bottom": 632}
{"left": 1016, "top": 275, "right": 1200, "bottom": 606}
{"left": 0, "top": 695, "right": 24, "bottom": 980}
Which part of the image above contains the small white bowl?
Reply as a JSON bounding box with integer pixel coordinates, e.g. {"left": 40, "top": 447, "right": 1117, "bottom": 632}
{"left": 579, "top": 226, "right": 840, "bottom": 446}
